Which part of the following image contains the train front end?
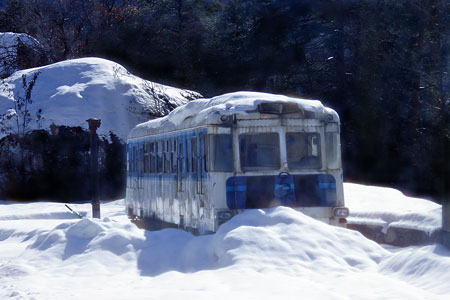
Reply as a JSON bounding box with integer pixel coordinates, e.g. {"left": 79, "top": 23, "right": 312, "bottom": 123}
{"left": 207, "top": 101, "right": 348, "bottom": 230}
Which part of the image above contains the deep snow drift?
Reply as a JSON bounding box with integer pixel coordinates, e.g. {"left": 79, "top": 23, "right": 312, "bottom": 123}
{"left": 0, "top": 183, "right": 449, "bottom": 300}
{"left": 0, "top": 57, "right": 201, "bottom": 140}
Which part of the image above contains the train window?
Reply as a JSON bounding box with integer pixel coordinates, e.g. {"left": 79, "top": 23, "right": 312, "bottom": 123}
{"left": 179, "top": 142, "right": 184, "bottom": 173}
{"left": 192, "top": 137, "right": 198, "bottom": 173}
{"left": 144, "top": 144, "right": 150, "bottom": 173}
{"left": 286, "top": 132, "right": 321, "bottom": 169}
{"left": 202, "top": 135, "right": 207, "bottom": 172}
{"left": 172, "top": 138, "right": 177, "bottom": 173}
{"left": 239, "top": 133, "right": 280, "bottom": 171}
{"left": 326, "top": 133, "right": 341, "bottom": 170}
{"left": 149, "top": 143, "right": 156, "bottom": 173}
{"left": 140, "top": 147, "right": 144, "bottom": 174}
{"left": 186, "top": 139, "right": 190, "bottom": 173}
{"left": 164, "top": 139, "right": 171, "bottom": 173}
{"left": 157, "top": 141, "right": 163, "bottom": 173}
{"left": 132, "top": 146, "right": 138, "bottom": 173}
{"left": 206, "top": 134, "right": 233, "bottom": 172}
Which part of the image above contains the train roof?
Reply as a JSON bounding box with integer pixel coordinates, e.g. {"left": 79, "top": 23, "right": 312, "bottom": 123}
{"left": 127, "top": 91, "right": 337, "bottom": 140}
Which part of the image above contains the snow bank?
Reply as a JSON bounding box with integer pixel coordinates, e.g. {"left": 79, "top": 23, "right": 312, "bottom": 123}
{"left": 379, "top": 244, "right": 450, "bottom": 295}
{"left": 0, "top": 199, "right": 124, "bottom": 221}
{"left": 1, "top": 183, "right": 450, "bottom": 299}
{"left": 0, "top": 57, "right": 201, "bottom": 140}
{"left": 1, "top": 205, "right": 393, "bottom": 299}
{"left": 212, "top": 208, "right": 385, "bottom": 272}
{"left": 345, "top": 183, "right": 441, "bottom": 234}
{"left": 3, "top": 206, "right": 385, "bottom": 278}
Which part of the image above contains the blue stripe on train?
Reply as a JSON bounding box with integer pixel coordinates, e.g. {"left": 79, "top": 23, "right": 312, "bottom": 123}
{"left": 226, "top": 174, "right": 337, "bottom": 209}
{"left": 226, "top": 176, "right": 247, "bottom": 209}
{"left": 318, "top": 183, "right": 337, "bottom": 189}
{"left": 128, "top": 173, "right": 210, "bottom": 182}
{"left": 226, "top": 185, "right": 247, "bottom": 192}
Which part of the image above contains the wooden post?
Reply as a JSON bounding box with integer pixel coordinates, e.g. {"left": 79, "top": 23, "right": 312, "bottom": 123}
{"left": 87, "top": 118, "right": 101, "bottom": 219}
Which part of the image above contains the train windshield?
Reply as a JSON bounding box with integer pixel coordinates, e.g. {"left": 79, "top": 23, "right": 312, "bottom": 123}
{"left": 206, "top": 134, "right": 234, "bottom": 172}
{"left": 239, "top": 133, "right": 280, "bottom": 171}
{"left": 286, "top": 132, "right": 321, "bottom": 169}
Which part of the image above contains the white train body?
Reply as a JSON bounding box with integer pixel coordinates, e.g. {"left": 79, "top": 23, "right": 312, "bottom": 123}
{"left": 125, "top": 92, "right": 348, "bottom": 233}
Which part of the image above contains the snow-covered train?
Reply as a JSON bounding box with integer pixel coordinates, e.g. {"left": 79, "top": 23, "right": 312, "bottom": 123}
{"left": 125, "top": 92, "right": 348, "bottom": 233}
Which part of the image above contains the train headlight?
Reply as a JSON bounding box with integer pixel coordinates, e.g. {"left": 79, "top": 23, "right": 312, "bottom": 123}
{"left": 220, "top": 115, "right": 232, "bottom": 124}
{"left": 217, "top": 210, "right": 234, "bottom": 221}
{"left": 333, "top": 207, "right": 349, "bottom": 218}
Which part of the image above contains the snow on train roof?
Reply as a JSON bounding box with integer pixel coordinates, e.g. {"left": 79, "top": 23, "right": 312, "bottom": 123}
{"left": 127, "top": 91, "right": 327, "bottom": 139}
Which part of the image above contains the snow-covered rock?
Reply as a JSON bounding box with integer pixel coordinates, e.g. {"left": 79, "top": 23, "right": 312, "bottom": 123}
{"left": 0, "top": 57, "right": 202, "bottom": 140}
{"left": 0, "top": 32, "right": 45, "bottom": 78}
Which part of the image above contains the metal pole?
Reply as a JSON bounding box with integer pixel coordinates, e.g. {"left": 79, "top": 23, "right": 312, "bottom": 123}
{"left": 87, "top": 118, "right": 101, "bottom": 219}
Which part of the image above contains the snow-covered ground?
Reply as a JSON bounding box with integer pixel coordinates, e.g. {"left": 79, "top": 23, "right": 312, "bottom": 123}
{"left": 346, "top": 183, "right": 442, "bottom": 235}
{"left": 0, "top": 57, "right": 201, "bottom": 140}
{"left": 1, "top": 183, "right": 449, "bottom": 300}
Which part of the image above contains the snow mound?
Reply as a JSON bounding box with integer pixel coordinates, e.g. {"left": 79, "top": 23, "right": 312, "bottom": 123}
{"left": 23, "top": 207, "right": 387, "bottom": 277}
{"left": 379, "top": 245, "right": 450, "bottom": 295}
{"left": 345, "top": 183, "right": 441, "bottom": 234}
{"left": 212, "top": 207, "right": 386, "bottom": 272}
{"left": 66, "top": 218, "right": 105, "bottom": 240}
{"left": 0, "top": 57, "right": 201, "bottom": 139}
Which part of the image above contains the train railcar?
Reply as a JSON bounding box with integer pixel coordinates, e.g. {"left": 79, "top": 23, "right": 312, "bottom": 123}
{"left": 125, "top": 92, "right": 348, "bottom": 234}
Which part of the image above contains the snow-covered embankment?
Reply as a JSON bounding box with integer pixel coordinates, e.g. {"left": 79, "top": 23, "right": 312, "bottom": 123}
{"left": 346, "top": 183, "right": 442, "bottom": 246}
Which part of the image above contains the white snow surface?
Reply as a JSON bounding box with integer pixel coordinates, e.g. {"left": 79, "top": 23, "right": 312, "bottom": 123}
{"left": 346, "top": 183, "right": 442, "bottom": 234}
{"left": 1, "top": 183, "right": 449, "bottom": 300}
{"left": 0, "top": 57, "right": 200, "bottom": 140}
{"left": 129, "top": 91, "right": 331, "bottom": 139}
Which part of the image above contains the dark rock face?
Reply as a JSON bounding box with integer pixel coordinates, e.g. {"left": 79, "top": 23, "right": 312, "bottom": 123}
{"left": 0, "top": 33, "right": 47, "bottom": 79}
{"left": 0, "top": 126, "right": 125, "bottom": 202}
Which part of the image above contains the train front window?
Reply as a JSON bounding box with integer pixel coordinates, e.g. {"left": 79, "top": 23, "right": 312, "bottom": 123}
{"left": 286, "top": 132, "right": 321, "bottom": 169}
{"left": 326, "top": 133, "right": 341, "bottom": 169}
{"left": 239, "top": 133, "right": 280, "bottom": 171}
{"left": 206, "top": 134, "right": 233, "bottom": 172}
